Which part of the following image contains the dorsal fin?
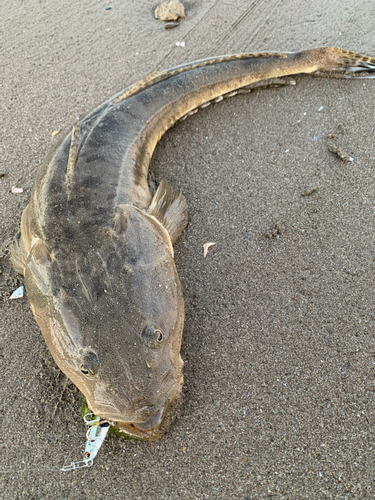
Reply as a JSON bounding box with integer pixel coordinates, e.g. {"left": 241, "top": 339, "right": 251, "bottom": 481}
{"left": 147, "top": 180, "right": 188, "bottom": 245}
{"left": 112, "top": 53, "right": 287, "bottom": 104}
{"left": 65, "top": 122, "right": 80, "bottom": 196}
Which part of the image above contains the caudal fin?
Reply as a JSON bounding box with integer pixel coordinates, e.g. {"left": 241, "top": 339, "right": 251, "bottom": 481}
{"left": 316, "top": 47, "right": 375, "bottom": 77}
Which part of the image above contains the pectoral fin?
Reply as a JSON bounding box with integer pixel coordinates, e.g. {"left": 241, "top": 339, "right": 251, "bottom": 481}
{"left": 10, "top": 235, "right": 28, "bottom": 276}
{"left": 147, "top": 180, "right": 188, "bottom": 245}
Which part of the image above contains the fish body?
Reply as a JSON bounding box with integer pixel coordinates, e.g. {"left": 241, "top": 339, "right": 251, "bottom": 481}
{"left": 12, "top": 47, "right": 375, "bottom": 440}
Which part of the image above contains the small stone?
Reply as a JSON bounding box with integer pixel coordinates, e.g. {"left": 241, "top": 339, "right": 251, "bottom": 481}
{"left": 164, "top": 21, "right": 180, "bottom": 29}
{"left": 302, "top": 187, "right": 318, "bottom": 196}
{"left": 265, "top": 221, "right": 285, "bottom": 239}
{"left": 155, "top": 1, "right": 185, "bottom": 21}
{"left": 327, "top": 142, "right": 351, "bottom": 163}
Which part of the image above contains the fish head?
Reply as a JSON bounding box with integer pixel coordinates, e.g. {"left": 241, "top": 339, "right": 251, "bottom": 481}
{"left": 24, "top": 204, "right": 184, "bottom": 440}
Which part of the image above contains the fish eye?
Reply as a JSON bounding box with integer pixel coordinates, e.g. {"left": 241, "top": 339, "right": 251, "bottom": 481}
{"left": 80, "top": 350, "right": 100, "bottom": 376}
{"left": 141, "top": 324, "right": 164, "bottom": 349}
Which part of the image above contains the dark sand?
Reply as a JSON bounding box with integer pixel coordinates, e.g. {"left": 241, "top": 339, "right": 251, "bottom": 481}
{"left": 1, "top": 1, "right": 375, "bottom": 498}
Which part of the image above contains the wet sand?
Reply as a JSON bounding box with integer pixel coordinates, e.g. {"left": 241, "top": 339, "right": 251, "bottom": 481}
{"left": 1, "top": 1, "right": 375, "bottom": 498}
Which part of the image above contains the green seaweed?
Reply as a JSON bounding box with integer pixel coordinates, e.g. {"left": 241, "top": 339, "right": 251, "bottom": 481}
{"left": 109, "top": 426, "right": 138, "bottom": 441}
{"left": 81, "top": 395, "right": 138, "bottom": 440}
{"left": 81, "top": 395, "right": 88, "bottom": 418}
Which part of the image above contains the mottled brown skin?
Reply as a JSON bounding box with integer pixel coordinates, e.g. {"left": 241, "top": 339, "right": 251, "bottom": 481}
{"left": 12, "top": 47, "right": 375, "bottom": 440}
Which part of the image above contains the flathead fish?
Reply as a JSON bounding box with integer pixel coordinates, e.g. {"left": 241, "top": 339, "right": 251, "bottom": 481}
{"left": 11, "top": 47, "right": 375, "bottom": 440}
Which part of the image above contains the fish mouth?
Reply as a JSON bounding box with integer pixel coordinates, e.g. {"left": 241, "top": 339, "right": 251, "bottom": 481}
{"left": 88, "top": 374, "right": 184, "bottom": 440}
{"left": 108, "top": 383, "right": 183, "bottom": 441}
{"left": 130, "top": 406, "right": 165, "bottom": 431}
{"left": 111, "top": 399, "right": 173, "bottom": 441}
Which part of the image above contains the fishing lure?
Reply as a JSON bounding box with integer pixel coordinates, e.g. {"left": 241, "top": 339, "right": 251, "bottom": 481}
{"left": 61, "top": 414, "right": 110, "bottom": 471}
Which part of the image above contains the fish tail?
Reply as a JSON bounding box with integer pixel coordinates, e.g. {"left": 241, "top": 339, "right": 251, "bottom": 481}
{"left": 306, "top": 47, "right": 375, "bottom": 76}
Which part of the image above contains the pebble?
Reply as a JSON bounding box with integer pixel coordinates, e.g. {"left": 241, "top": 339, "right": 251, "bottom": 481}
{"left": 155, "top": 0, "right": 185, "bottom": 21}
{"left": 164, "top": 21, "right": 180, "bottom": 29}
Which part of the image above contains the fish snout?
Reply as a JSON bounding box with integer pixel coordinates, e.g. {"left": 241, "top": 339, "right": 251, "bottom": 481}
{"left": 131, "top": 406, "right": 165, "bottom": 431}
